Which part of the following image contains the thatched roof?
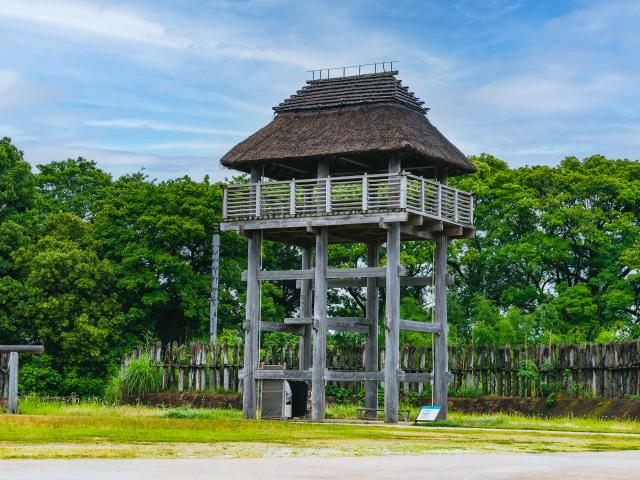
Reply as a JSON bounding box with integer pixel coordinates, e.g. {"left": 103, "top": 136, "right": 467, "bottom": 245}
{"left": 221, "top": 71, "right": 475, "bottom": 178}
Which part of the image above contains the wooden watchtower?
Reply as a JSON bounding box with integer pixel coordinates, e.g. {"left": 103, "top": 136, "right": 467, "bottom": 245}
{"left": 220, "top": 63, "right": 476, "bottom": 423}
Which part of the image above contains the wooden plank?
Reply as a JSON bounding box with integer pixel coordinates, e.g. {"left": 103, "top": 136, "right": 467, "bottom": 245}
{"left": 7, "top": 352, "right": 18, "bottom": 414}
{"left": 242, "top": 266, "right": 399, "bottom": 282}
{"left": 328, "top": 266, "right": 392, "bottom": 279}
{"left": 326, "top": 318, "right": 370, "bottom": 334}
{"left": 221, "top": 211, "right": 409, "bottom": 231}
{"left": 298, "top": 274, "right": 453, "bottom": 289}
{"left": 242, "top": 269, "right": 314, "bottom": 281}
{"left": 399, "top": 319, "right": 441, "bottom": 333}
{"left": 399, "top": 225, "right": 435, "bottom": 240}
{"left": 444, "top": 226, "right": 463, "bottom": 236}
{"left": 402, "top": 372, "right": 453, "bottom": 383}
{"left": 0, "top": 345, "right": 44, "bottom": 354}
{"left": 312, "top": 227, "right": 328, "bottom": 421}
{"left": 254, "top": 369, "right": 312, "bottom": 381}
{"left": 284, "top": 318, "right": 313, "bottom": 325}
{"left": 260, "top": 321, "right": 304, "bottom": 334}
{"left": 324, "top": 370, "right": 384, "bottom": 381}
{"left": 424, "top": 221, "right": 444, "bottom": 232}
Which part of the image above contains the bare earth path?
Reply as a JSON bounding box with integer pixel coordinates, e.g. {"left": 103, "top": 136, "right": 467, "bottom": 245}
{"left": 3, "top": 451, "right": 640, "bottom": 480}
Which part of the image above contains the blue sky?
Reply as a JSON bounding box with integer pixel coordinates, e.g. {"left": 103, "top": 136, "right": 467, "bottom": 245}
{"left": 1, "top": 0, "right": 638, "bottom": 180}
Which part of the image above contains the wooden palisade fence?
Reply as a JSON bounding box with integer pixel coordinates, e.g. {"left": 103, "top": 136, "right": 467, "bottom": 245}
{"left": 113, "top": 340, "right": 640, "bottom": 399}
{"left": 3, "top": 341, "right": 639, "bottom": 400}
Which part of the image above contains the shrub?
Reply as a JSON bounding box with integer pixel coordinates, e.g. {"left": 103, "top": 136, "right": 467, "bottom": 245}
{"left": 103, "top": 354, "right": 161, "bottom": 403}
{"left": 517, "top": 359, "right": 539, "bottom": 383}
{"left": 540, "top": 381, "right": 563, "bottom": 399}
{"left": 103, "top": 375, "right": 124, "bottom": 404}
{"left": 326, "top": 385, "right": 353, "bottom": 404}
{"left": 450, "top": 386, "right": 483, "bottom": 398}
{"left": 17, "top": 354, "right": 62, "bottom": 396}
{"left": 61, "top": 373, "right": 106, "bottom": 398}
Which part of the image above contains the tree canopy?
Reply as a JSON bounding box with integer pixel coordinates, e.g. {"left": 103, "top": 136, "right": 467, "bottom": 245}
{"left": 0, "top": 138, "right": 638, "bottom": 395}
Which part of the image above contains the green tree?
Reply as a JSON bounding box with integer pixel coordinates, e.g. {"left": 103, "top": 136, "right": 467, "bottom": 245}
{"left": 36, "top": 157, "right": 112, "bottom": 217}
{"left": 0, "top": 137, "right": 35, "bottom": 220}
{"left": 91, "top": 173, "right": 242, "bottom": 342}
{"left": 453, "top": 154, "right": 640, "bottom": 343}
{"left": 0, "top": 213, "right": 125, "bottom": 395}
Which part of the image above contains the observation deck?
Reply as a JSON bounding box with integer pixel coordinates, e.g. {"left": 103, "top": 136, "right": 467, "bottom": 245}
{"left": 221, "top": 172, "right": 474, "bottom": 244}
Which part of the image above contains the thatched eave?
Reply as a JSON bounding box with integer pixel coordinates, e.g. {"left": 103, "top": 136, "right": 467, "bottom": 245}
{"left": 220, "top": 103, "right": 476, "bottom": 179}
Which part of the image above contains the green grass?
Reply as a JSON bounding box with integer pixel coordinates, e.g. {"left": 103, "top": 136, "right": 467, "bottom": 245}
{"left": 326, "top": 404, "right": 640, "bottom": 435}
{"left": 1, "top": 399, "right": 639, "bottom": 459}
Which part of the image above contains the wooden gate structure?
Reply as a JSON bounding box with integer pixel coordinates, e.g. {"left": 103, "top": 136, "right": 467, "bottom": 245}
{"left": 220, "top": 63, "right": 476, "bottom": 422}
{"left": 0, "top": 345, "right": 44, "bottom": 413}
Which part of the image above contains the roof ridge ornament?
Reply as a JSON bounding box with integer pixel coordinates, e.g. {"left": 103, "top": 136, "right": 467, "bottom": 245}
{"left": 307, "top": 61, "right": 398, "bottom": 81}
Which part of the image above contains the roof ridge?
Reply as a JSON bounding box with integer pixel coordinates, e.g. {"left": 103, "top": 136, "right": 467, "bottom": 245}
{"left": 275, "top": 71, "right": 427, "bottom": 114}
{"left": 305, "top": 70, "right": 398, "bottom": 85}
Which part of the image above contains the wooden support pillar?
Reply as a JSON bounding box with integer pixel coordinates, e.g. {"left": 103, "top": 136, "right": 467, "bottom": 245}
{"left": 384, "top": 223, "right": 401, "bottom": 423}
{"left": 384, "top": 154, "right": 401, "bottom": 423}
{"left": 8, "top": 352, "right": 18, "bottom": 414}
{"left": 299, "top": 246, "right": 313, "bottom": 370}
{"left": 433, "top": 234, "right": 449, "bottom": 419}
{"left": 243, "top": 166, "right": 262, "bottom": 419}
{"left": 312, "top": 228, "right": 328, "bottom": 421}
{"left": 433, "top": 168, "right": 449, "bottom": 420}
{"left": 364, "top": 241, "right": 379, "bottom": 417}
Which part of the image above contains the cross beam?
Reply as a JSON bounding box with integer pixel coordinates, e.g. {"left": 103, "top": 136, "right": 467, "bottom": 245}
{"left": 241, "top": 266, "right": 403, "bottom": 282}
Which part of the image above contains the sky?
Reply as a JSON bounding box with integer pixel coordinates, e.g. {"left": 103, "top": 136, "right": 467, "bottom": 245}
{"left": 0, "top": 0, "right": 639, "bottom": 181}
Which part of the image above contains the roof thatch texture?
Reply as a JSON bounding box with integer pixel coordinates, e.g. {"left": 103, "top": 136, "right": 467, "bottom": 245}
{"left": 274, "top": 71, "right": 427, "bottom": 114}
{"left": 221, "top": 71, "right": 475, "bottom": 178}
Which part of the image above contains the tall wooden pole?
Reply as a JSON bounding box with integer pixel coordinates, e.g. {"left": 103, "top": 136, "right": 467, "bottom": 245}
{"left": 384, "top": 155, "right": 401, "bottom": 423}
{"left": 312, "top": 228, "right": 328, "bottom": 421}
{"left": 300, "top": 246, "right": 314, "bottom": 370}
{"left": 312, "top": 159, "right": 330, "bottom": 421}
{"left": 364, "top": 241, "right": 379, "bottom": 417}
{"left": 434, "top": 168, "right": 449, "bottom": 420}
{"left": 209, "top": 224, "right": 220, "bottom": 343}
{"left": 8, "top": 352, "right": 18, "bottom": 414}
{"left": 243, "top": 166, "right": 262, "bottom": 419}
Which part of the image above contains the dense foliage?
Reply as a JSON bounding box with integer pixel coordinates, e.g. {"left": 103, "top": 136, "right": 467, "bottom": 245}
{"left": 1, "top": 137, "right": 638, "bottom": 395}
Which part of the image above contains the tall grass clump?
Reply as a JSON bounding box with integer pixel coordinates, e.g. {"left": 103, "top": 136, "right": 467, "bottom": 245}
{"left": 104, "top": 354, "right": 162, "bottom": 404}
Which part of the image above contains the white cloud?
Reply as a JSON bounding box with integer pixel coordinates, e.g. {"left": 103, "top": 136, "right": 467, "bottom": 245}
{"left": 547, "top": 0, "right": 640, "bottom": 47}
{"left": 472, "top": 71, "right": 628, "bottom": 114}
{"left": 0, "top": 69, "right": 20, "bottom": 94}
{"left": 0, "top": 0, "right": 187, "bottom": 48}
{"left": 84, "top": 119, "right": 247, "bottom": 137}
{"left": 141, "top": 141, "right": 236, "bottom": 152}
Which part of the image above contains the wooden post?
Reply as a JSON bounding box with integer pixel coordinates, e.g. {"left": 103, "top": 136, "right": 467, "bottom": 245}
{"left": 384, "top": 222, "right": 401, "bottom": 422}
{"left": 8, "top": 352, "right": 18, "bottom": 414}
{"left": 434, "top": 168, "right": 449, "bottom": 420}
{"left": 364, "top": 241, "right": 379, "bottom": 417}
{"left": 243, "top": 166, "right": 262, "bottom": 419}
{"left": 300, "top": 246, "right": 313, "bottom": 371}
{"left": 209, "top": 225, "right": 221, "bottom": 343}
{"left": 312, "top": 227, "right": 328, "bottom": 421}
{"left": 384, "top": 155, "right": 401, "bottom": 423}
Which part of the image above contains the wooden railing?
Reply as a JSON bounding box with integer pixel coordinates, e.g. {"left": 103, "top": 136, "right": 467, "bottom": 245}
{"left": 222, "top": 172, "right": 474, "bottom": 227}
{"left": 116, "top": 341, "right": 640, "bottom": 398}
